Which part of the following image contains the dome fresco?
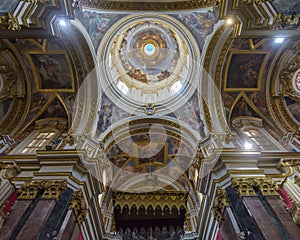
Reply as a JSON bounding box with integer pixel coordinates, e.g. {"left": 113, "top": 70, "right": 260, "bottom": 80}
{"left": 98, "top": 15, "right": 200, "bottom": 113}
{"left": 1, "top": 1, "right": 300, "bottom": 240}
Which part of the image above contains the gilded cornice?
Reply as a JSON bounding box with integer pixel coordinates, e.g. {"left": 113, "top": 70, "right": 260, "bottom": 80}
{"left": 272, "top": 13, "right": 300, "bottom": 31}
{"left": 211, "top": 188, "right": 229, "bottom": 222}
{"left": 0, "top": 13, "right": 20, "bottom": 31}
{"left": 79, "top": 0, "right": 216, "bottom": 11}
{"left": 232, "top": 177, "right": 279, "bottom": 196}
{"left": 18, "top": 180, "right": 67, "bottom": 200}
{"left": 281, "top": 158, "right": 300, "bottom": 176}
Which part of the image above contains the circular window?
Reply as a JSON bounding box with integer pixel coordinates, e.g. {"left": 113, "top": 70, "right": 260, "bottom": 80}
{"left": 98, "top": 15, "right": 201, "bottom": 115}
{"left": 144, "top": 43, "right": 156, "bottom": 56}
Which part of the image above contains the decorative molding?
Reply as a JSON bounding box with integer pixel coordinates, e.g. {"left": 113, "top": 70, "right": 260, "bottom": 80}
{"left": 0, "top": 13, "right": 20, "bottom": 31}
{"left": 112, "top": 190, "right": 188, "bottom": 213}
{"left": 18, "top": 180, "right": 67, "bottom": 200}
{"left": 291, "top": 204, "right": 300, "bottom": 225}
{"left": 218, "top": 0, "right": 300, "bottom": 36}
{"left": 0, "top": 0, "right": 75, "bottom": 31}
{"left": 211, "top": 188, "right": 229, "bottom": 222}
{"left": 280, "top": 158, "right": 300, "bottom": 181}
{"left": 272, "top": 14, "right": 300, "bottom": 31}
{"left": 232, "top": 117, "right": 263, "bottom": 129}
{"left": 79, "top": 0, "right": 216, "bottom": 11}
{"left": 232, "top": 177, "right": 279, "bottom": 196}
{"left": 63, "top": 133, "right": 75, "bottom": 146}
{"left": 70, "top": 190, "right": 88, "bottom": 224}
{"left": 41, "top": 180, "right": 68, "bottom": 200}
{"left": 1, "top": 163, "right": 20, "bottom": 179}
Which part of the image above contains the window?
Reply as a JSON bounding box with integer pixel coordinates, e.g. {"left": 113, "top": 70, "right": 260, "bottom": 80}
{"left": 243, "top": 128, "right": 281, "bottom": 151}
{"left": 232, "top": 117, "right": 284, "bottom": 151}
{"left": 21, "top": 132, "right": 55, "bottom": 153}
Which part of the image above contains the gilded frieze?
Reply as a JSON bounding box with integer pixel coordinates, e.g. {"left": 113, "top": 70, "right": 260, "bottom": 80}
{"left": 18, "top": 180, "right": 67, "bottom": 200}
{"left": 232, "top": 177, "right": 279, "bottom": 196}
{"left": 70, "top": 190, "right": 88, "bottom": 224}
{"left": 211, "top": 188, "right": 229, "bottom": 222}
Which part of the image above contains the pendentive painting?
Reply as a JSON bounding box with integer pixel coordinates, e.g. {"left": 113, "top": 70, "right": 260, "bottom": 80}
{"left": 27, "top": 51, "right": 74, "bottom": 92}
{"left": 224, "top": 51, "right": 269, "bottom": 91}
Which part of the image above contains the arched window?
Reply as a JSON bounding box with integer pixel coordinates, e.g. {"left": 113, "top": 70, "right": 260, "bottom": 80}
{"left": 232, "top": 117, "right": 284, "bottom": 151}
{"left": 21, "top": 131, "right": 56, "bottom": 154}
{"left": 10, "top": 119, "right": 67, "bottom": 154}
{"left": 243, "top": 127, "right": 277, "bottom": 150}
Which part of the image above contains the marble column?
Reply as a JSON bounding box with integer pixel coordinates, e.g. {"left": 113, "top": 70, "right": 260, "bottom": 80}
{"left": 16, "top": 199, "right": 56, "bottom": 240}
{"left": 225, "top": 186, "right": 264, "bottom": 240}
{"left": 56, "top": 209, "right": 80, "bottom": 240}
{"left": 38, "top": 188, "right": 73, "bottom": 240}
{"left": 0, "top": 200, "right": 31, "bottom": 240}
{"left": 266, "top": 195, "right": 300, "bottom": 240}
{"left": 219, "top": 207, "right": 240, "bottom": 240}
{"left": 243, "top": 196, "right": 283, "bottom": 240}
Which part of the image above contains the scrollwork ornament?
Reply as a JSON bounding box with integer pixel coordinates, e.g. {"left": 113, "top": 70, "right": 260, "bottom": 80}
{"left": 211, "top": 188, "right": 229, "bottom": 222}
{"left": 1, "top": 163, "right": 21, "bottom": 179}
{"left": 272, "top": 14, "right": 300, "bottom": 31}
{"left": 232, "top": 177, "right": 279, "bottom": 196}
{"left": 70, "top": 190, "right": 88, "bottom": 224}
{"left": 18, "top": 180, "right": 67, "bottom": 200}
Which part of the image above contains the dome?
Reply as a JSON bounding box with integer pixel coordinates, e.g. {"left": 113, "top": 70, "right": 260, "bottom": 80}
{"left": 98, "top": 15, "right": 201, "bottom": 115}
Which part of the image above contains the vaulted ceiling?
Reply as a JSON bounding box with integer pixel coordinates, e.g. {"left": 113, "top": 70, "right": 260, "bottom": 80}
{"left": 0, "top": 0, "right": 299, "bottom": 163}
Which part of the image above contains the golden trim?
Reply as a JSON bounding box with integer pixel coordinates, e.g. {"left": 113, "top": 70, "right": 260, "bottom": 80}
{"left": 18, "top": 180, "right": 67, "bottom": 200}
{"left": 70, "top": 190, "right": 88, "bottom": 224}
{"left": 248, "top": 39, "right": 268, "bottom": 50}
{"left": 79, "top": 0, "right": 215, "bottom": 11}
{"left": 232, "top": 177, "right": 279, "bottom": 196}
{"left": 211, "top": 188, "right": 229, "bottom": 222}
{"left": 112, "top": 190, "right": 188, "bottom": 213}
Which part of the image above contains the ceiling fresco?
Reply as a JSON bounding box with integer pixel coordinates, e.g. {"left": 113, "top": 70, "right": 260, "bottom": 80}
{"left": 1, "top": 1, "right": 300, "bottom": 238}
{"left": 0, "top": 23, "right": 96, "bottom": 152}
{"left": 220, "top": 38, "right": 289, "bottom": 132}
{"left": 106, "top": 130, "right": 194, "bottom": 191}
{"left": 0, "top": 0, "right": 18, "bottom": 14}
{"left": 0, "top": 1, "right": 298, "bottom": 153}
{"left": 272, "top": 0, "right": 300, "bottom": 14}
{"left": 75, "top": 9, "right": 220, "bottom": 51}
{"left": 0, "top": 1, "right": 298, "bottom": 154}
{"left": 74, "top": 11, "right": 123, "bottom": 48}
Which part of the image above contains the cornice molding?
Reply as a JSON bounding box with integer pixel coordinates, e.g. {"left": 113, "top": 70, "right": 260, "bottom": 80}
{"left": 79, "top": 0, "right": 216, "bottom": 11}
